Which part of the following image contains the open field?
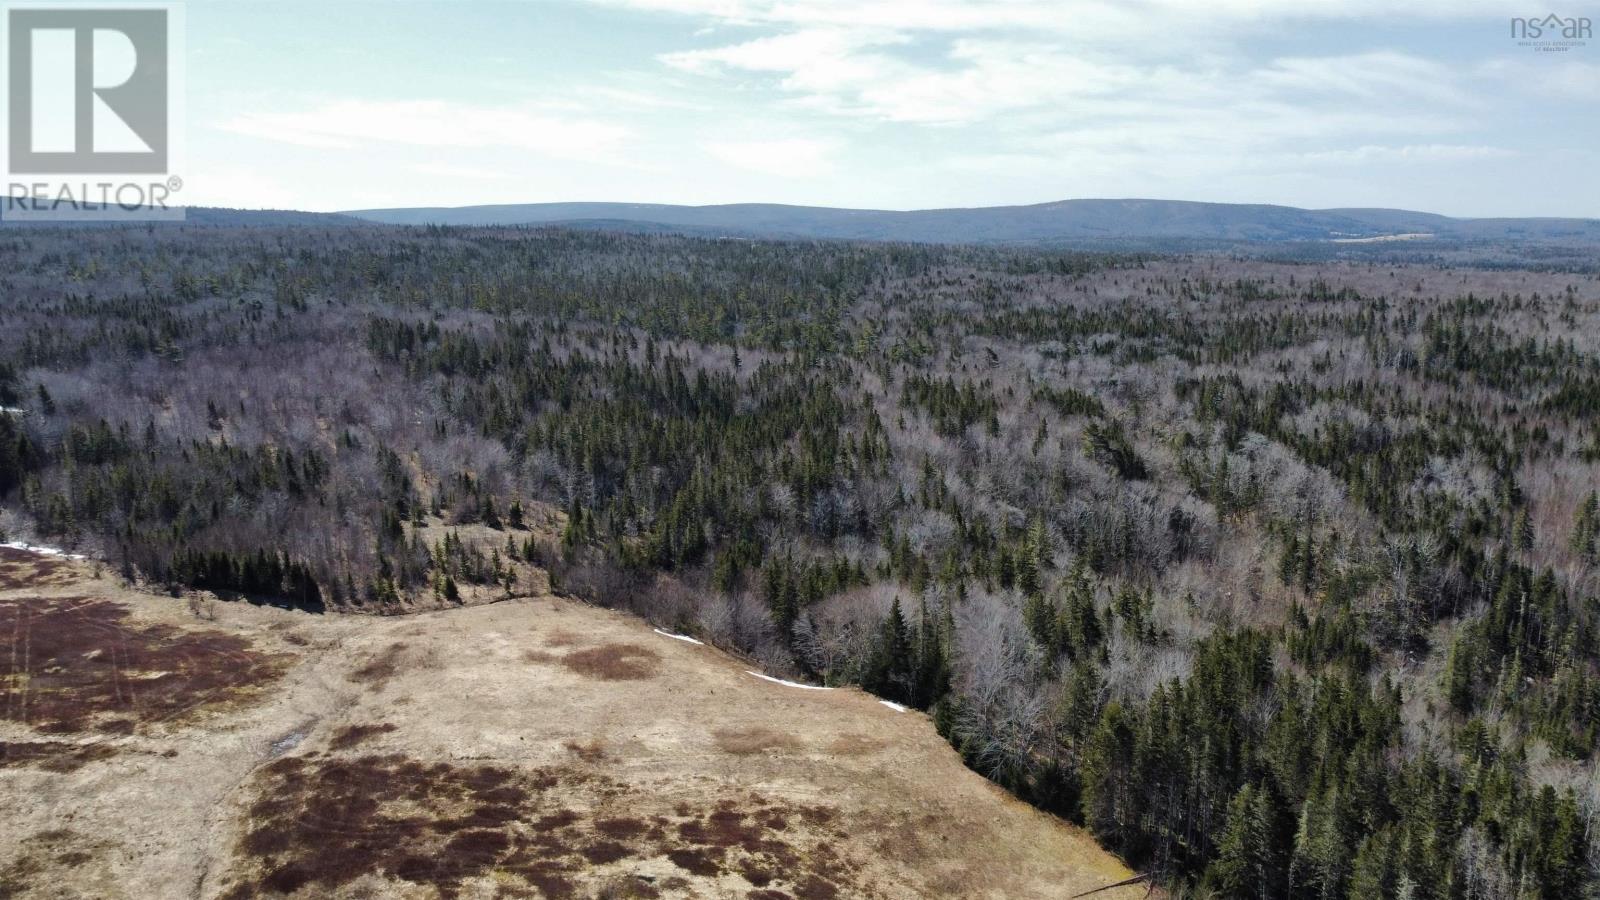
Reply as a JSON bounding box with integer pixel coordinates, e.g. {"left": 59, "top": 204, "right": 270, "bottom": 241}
{"left": 0, "top": 546, "right": 1144, "bottom": 899}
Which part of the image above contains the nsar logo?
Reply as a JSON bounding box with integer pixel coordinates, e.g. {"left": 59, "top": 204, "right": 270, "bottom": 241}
{"left": 1510, "top": 13, "right": 1592, "bottom": 52}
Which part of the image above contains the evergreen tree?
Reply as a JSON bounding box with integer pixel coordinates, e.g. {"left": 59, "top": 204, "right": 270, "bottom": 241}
{"left": 1571, "top": 491, "right": 1598, "bottom": 562}
{"left": 1208, "top": 783, "right": 1286, "bottom": 900}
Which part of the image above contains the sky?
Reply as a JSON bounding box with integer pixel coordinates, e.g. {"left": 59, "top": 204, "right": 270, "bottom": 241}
{"left": 175, "top": 0, "right": 1600, "bottom": 216}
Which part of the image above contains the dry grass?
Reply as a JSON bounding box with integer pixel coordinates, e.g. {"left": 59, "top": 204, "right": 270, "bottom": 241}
{"left": 714, "top": 726, "right": 803, "bottom": 755}
{"left": 826, "top": 733, "right": 887, "bottom": 756}
{"left": 0, "top": 562, "right": 1145, "bottom": 900}
{"left": 544, "top": 628, "right": 588, "bottom": 647}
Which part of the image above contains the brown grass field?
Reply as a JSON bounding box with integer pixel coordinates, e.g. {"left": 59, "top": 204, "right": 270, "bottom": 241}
{"left": 0, "top": 546, "right": 1145, "bottom": 899}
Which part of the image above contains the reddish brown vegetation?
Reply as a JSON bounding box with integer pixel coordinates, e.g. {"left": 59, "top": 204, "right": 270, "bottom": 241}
{"left": 0, "top": 740, "right": 116, "bottom": 772}
{"left": 0, "top": 595, "right": 287, "bottom": 733}
{"left": 347, "top": 641, "right": 407, "bottom": 687}
{"left": 226, "top": 753, "right": 853, "bottom": 899}
{"left": 564, "top": 738, "right": 609, "bottom": 762}
{"left": 0, "top": 829, "right": 103, "bottom": 896}
{"left": 326, "top": 722, "right": 396, "bottom": 751}
{"left": 0, "top": 548, "right": 74, "bottom": 590}
{"left": 559, "top": 643, "right": 660, "bottom": 681}
{"left": 665, "top": 847, "right": 721, "bottom": 876}
{"left": 595, "top": 816, "right": 650, "bottom": 841}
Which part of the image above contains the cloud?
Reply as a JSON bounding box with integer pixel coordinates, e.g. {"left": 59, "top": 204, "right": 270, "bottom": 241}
{"left": 1478, "top": 59, "right": 1600, "bottom": 101}
{"left": 217, "top": 99, "right": 630, "bottom": 161}
{"left": 1298, "top": 144, "right": 1515, "bottom": 164}
{"left": 666, "top": 32, "right": 1158, "bottom": 124}
{"left": 703, "top": 137, "right": 841, "bottom": 176}
{"left": 410, "top": 162, "right": 511, "bottom": 180}
{"left": 662, "top": 28, "right": 909, "bottom": 94}
{"left": 1256, "top": 51, "right": 1470, "bottom": 106}
{"left": 598, "top": 0, "right": 1528, "bottom": 34}
{"left": 193, "top": 0, "right": 1597, "bottom": 215}
{"left": 625, "top": 0, "right": 1517, "bottom": 134}
{"left": 663, "top": 22, "right": 1477, "bottom": 135}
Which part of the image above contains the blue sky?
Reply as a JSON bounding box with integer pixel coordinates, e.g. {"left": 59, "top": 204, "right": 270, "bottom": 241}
{"left": 182, "top": 0, "right": 1600, "bottom": 216}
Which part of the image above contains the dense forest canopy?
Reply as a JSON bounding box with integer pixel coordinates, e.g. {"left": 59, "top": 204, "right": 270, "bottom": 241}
{"left": 3, "top": 224, "right": 1600, "bottom": 898}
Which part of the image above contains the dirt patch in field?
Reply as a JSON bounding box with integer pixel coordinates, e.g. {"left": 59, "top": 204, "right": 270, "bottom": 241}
{"left": 714, "top": 726, "right": 804, "bottom": 755}
{"left": 559, "top": 642, "right": 660, "bottom": 681}
{"left": 0, "top": 595, "right": 289, "bottom": 734}
{"left": 222, "top": 753, "right": 854, "bottom": 900}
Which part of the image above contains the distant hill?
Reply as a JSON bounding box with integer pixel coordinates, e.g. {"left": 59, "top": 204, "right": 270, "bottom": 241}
{"left": 344, "top": 198, "right": 1600, "bottom": 245}
{"left": 8, "top": 197, "right": 1596, "bottom": 248}
{"left": 0, "top": 204, "right": 363, "bottom": 228}
{"left": 177, "top": 207, "right": 365, "bottom": 227}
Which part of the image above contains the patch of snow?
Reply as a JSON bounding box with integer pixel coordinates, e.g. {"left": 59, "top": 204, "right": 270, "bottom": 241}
{"left": 746, "top": 670, "right": 833, "bottom": 691}
{"left": 0, "top": 406, "right": 23, "bottom": 415}
{"left": 269, "top": 728, "right": 308, "bottom": 757}
{"left": 1, "top": 540, "right": 87, "bottom": 560}
{"left": 1329, "top": 232, "right": 1434, "bottom": 244}
{"left": 653, "top": 628, "right": 704, "bottom": 645}
{"left": 879, "top": 700, "right": 909, "bottom": 712}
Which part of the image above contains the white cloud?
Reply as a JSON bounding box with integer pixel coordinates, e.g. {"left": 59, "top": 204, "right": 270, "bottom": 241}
{"left": 1298, "top": 144, "right": 1515, "bottom": 164}
{"left": 663, "top": 28, "right": 908, "bottom": 93}
{"left": 216, "top": 99, "right": 631, "bottom": 161}
{"left": 666, "top": 32, "right": 1164, "bottom": 124}
{"left": 598, "top": 0, "right": 1529, "bottom": 34}
{"left": 410, "top": 162, "right": 511, "bottom": 180}
{"left": 662, "top": 21, "right": 1479, "bottom": 138}
{"left": 703, "top": 137, "right": 841, "bottom": 176}
{"left": 1478, "top": 59, "right": 1600, "bottom": 100}
{"left": 1257, "top": 51, "right": 1471, "bottom": 106}
{"left": 625, "top": 0, "right": 1517, "bottom": 136}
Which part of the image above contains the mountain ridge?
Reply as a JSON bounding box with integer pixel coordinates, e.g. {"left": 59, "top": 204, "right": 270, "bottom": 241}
{"left": 343, "top": 197, "right": 1600, "bottom": 244}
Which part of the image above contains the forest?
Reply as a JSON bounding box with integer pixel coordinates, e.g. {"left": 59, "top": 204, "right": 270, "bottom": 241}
{"left": 3, "top": 224, "right": 1600, "bottom": 898}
